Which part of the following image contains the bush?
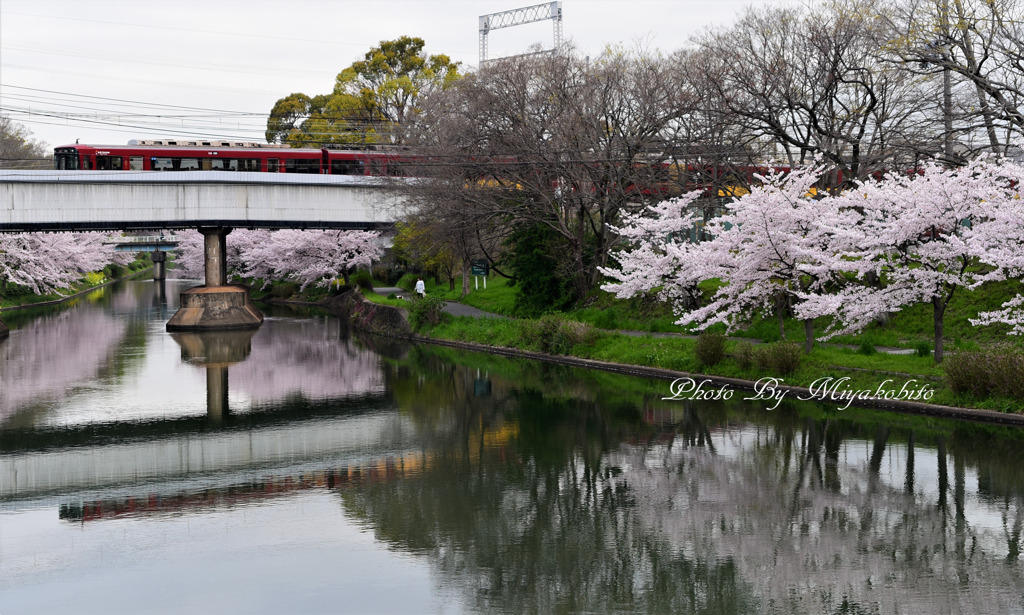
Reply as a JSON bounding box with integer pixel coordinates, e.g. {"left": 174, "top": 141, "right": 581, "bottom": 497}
{"left": 408, "top": 295, "right": 447, "bottom": 331}
{"left": 753, "top": 341, "right": 802, "bottom": 375}
{"left": 269, "top": 281, "right": 300, "bottom": 299}
{"left": 695, "top": 332, "right": 726, "bottom": 368}
{"left": 352, "top": 270, "right": 374, "bottom": 292}
{"left": 520, "top": 313, "right": 598, "bottom": 355}
{"left": 592, "top": 309, "right": 620, "bottom": 330}
{"left": 396, "top": 273, "right": 418, "bottom": 292}
{"left": 734, "top": 341, "right": 755, "bottom": 371}
{"left": 944, "top": 345, "right": 1024, "bottom": 399}
{"left": 915, "top": 341, "right": 932, "bottom": 358}
{"left": 857, "top": 340, "right": 877, "bottom": 355}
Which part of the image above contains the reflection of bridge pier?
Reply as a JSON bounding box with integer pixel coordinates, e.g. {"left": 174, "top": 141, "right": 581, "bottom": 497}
{"left": 0, "top": 319, "right": 8, "bottom": 339}
{"left": 171, "top": 328, "right": 256, "bottom": 421}
{"left": 166, "top": 227, "right": 263, "bottom": 332}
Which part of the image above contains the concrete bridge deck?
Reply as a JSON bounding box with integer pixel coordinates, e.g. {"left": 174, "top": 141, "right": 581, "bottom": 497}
{"left": 0, "top": 170, "right": 402, "bottom": 232}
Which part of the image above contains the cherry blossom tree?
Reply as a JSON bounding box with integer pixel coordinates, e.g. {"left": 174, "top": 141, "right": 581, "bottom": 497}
{"left": 796, "top": 159, "right": 1018, "bottom": 362}
{"left": 239, "top": 229, "right": 382, "bottom": 290}
{"left": 603, "top": 166, "right": 861, "bottom": 351}
{"left": 171, "top": 228, "right": 383, "bottom": 290}
{"left": 0, "top": 232, "right": 116, "bottom": 296}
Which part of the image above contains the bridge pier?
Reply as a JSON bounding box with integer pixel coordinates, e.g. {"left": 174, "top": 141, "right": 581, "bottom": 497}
{"left": 151, "top": 249, "right": 167, "bottom": 281}
{"left": 0, "top": 319, "right": 8, "bottom": 339}
{"left": 166, "top": 227, "right": 263, "bottom": 331}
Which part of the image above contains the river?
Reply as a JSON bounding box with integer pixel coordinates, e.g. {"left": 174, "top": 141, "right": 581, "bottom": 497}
{"left": 1, "top": 277, "right": 1023, "bottom": 614}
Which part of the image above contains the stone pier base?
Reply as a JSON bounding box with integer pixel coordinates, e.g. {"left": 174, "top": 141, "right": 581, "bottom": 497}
{"left": 166, "top": 285, "right": 263, "bottom": 331}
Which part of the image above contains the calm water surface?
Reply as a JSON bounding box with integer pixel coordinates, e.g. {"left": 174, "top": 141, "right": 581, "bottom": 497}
{"left": 2, "top": 278, "right": 1023, "bottom": 614}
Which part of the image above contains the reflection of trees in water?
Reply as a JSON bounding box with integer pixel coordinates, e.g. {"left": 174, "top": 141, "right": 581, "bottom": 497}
{"left": 346, "top": 356, "right": 759, "bottom": 613}
{"left": 228, "top": 318, "right": 385, "bottom": 402}
{"left": 0, "top": 306, "right": 126, "bottom": 422}
{"left": 609, "top": 413, "right": 1024, "bottom": 615}
{"left": 337, "top": 350, "right": 1024, "bottom": 614}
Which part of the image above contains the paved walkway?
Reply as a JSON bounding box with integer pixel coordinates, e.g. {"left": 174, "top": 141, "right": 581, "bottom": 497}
{"left": 374, "top": 287, "right": 507, "bottom": 319}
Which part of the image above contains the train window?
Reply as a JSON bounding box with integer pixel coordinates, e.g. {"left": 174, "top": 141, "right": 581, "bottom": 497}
{"left": 97, "top": 156, "right": 122, "bottom": 170}
{"left": 178, "top": 158, "right": 200, "bottom": 170}
{"left": 331, "top": 159, "right": 364, "bottom": 175}
{"left": 151, "top": 157, "right": 173, "bottom": 171}
{"left": 130, "top": 156, "right": 143, "bottom": 170}
{"left": 268, "top": 158, "right": 280, "bottom": 172}
{"left": 240, "top": 159, "right": 259, "bottom": 171}
{"left": 285, "top": 159, "right": 320, "bottom": 174}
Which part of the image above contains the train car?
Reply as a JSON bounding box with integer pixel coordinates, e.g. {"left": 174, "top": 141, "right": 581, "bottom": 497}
{"left": 53, "top": 140, "right": 406, "bottom": 176}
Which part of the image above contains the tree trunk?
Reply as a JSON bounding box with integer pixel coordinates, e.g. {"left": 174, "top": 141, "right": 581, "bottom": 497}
{"left": 933, "top": 296, "right": 945, "bottom": 364}
{"left": 804, "top": 318, "right": 814, "bottom": 354}
{"left": 776, "top": 293, "right": 787, "bottom": 340}
{"left": 461, "top": 257, "right": 471, "bottom": 297}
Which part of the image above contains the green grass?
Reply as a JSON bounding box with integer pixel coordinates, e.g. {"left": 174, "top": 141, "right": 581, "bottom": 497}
{"left": 356, "top": 269, "right": 1024, "bottom": 412}
{"left": 413, "top": 317, "right": 996, "bottom": 409}
{"left": 422, "top": 275, "right": 519, "bottom": 316}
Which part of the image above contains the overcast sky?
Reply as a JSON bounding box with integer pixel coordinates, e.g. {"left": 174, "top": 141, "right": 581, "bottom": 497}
{"left": 1, "top": 0, "right": 773, "bottom": 150}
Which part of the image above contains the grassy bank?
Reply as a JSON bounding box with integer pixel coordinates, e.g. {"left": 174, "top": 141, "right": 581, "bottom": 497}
{"left": 0, "top": 260, "right": 152, "bottom": 312}
{"left": 365, "top": 275, "right": 1024, "bottom": 414}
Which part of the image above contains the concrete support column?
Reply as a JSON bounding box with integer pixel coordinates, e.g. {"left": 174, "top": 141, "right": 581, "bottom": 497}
{"left": 165, "top": 226, "right": 262, "bottom": 332}
{"left": 151, "top": 249, "right": 167, "bottom": 281}
{"left": 200, "top": 227, "right": 231, "bottom": 287}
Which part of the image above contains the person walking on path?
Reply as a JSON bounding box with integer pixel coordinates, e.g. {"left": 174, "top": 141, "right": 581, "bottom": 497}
{"left": 415, "top": 277, "right": 426, "bottom": 298}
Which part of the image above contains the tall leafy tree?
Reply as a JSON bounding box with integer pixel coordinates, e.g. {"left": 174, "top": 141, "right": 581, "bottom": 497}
{"left": 0, "top": 115, "right": 50, "bottom": 169}
{"left": 266, "top": 37, "right": 460, "bottom": 146}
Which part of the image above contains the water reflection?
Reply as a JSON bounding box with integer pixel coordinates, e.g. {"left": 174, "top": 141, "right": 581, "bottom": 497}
{"left": 2, "top": 281, "right": 1024, "bottom": 614}
{"left": 171, "top": 329, "right": 256, "bottom": 420}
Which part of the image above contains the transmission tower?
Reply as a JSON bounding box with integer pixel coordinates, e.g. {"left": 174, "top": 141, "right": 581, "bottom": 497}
{"left": 478, "top": 1, "right": 563, "bottom": 65}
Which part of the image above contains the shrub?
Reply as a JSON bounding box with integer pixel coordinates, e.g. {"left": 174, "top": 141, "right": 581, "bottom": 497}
{"left": 915, "top": 341, "right": 932, "bottom": 358}
{"left": 734, "top": 341, "right": 755, "bottom": 371}
{"left": 857, "top": 340, "right": 877, "bottom": 356}
{"left": 352, "top": 270, "right": 374, "bottom": 292}
{"left": 695, "top": 332, "right": 726, "bottom": 368}
{"left": 592, "top": 309, "right": 619, "bottom": 330}
{"left": 753, "top": 341, "right": 802, "bottom": 375}
{"left": 944, "top": 345, "right": 1024, "bottom": 399}
{"left": 269, "top": 281, "right": 300, "bottom": 299}
{"left": 408, "top": 295, "right": 447, "bottom": 331}
{"left": 520, "top": 313, "right": 597, "bottom": 355}
{"left": 396, "top": 273, "right": 418, "bottom": 292}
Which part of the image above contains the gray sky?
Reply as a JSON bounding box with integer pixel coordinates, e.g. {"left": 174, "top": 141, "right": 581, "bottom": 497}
{"left": 1, "top": 0, "right": 770, "bottom": 150}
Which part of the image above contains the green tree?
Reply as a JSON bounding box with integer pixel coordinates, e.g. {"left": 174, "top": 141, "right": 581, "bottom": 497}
{"left": 0, "top": 115, "right": 50, "bottom": 169}
{"left": 266, "top": 37, "right": 460, "bottom": 146}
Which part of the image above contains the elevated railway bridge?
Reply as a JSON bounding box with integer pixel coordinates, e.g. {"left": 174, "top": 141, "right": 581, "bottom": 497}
{"left": 0, "top": 170, "right": 402, "bottom": 330}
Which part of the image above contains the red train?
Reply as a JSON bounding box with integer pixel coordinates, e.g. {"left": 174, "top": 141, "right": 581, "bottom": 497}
{"left": 53, "top": 140, "right": 407, "bottom": 176}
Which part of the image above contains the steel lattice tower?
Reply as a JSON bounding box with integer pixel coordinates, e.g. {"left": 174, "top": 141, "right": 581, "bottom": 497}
{"left": 479, "top": 1, "right": 563, "bottom": 65}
